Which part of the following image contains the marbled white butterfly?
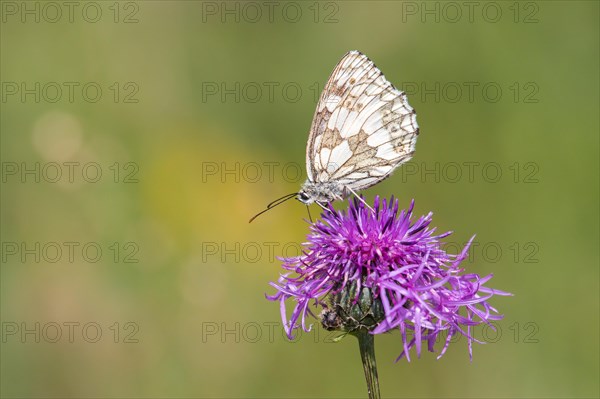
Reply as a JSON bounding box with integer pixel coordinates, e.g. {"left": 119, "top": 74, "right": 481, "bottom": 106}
{"left": 250, "top": 50, "right": 418, "bottom": 222}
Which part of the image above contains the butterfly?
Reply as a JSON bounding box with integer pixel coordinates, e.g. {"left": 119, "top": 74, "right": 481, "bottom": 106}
{"left": 250, "top": 50, "right": 419, "bottom": 222}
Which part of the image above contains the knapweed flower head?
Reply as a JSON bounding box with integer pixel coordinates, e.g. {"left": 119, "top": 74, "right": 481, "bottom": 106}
{"left": 268, "top": 196, "right": 511, "bottom": 361}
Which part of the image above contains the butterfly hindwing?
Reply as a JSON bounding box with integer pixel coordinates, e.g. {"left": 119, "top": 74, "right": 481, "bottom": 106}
{"left": 305, "top": 51, "right": 418, "bottom": 192}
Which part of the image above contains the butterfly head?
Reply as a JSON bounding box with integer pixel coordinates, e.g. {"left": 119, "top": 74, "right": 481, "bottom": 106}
{"left": 298, "top": 180, "right": 346, "bottom": 205}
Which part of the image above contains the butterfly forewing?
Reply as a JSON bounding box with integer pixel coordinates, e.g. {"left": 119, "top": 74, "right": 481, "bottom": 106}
{"left": 306, "top": 51, "right": 419, "bottom": 193}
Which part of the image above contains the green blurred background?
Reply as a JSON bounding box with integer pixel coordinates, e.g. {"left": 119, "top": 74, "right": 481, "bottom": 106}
{"left": 1, "top": 1, "right": 598, "bottom": 398}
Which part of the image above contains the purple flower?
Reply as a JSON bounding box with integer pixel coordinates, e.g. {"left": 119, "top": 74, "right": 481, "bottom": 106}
{"left": 267, "top": 196, "right": 511, "bottom": 361}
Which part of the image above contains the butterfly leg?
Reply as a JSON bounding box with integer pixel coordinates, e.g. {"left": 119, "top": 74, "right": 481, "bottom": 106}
{"left": 305, "top": 205, "right": 313, "bottom": 223}
{"left": 316, "top": 201, "right": 329, "bottom": 211}
{"left": 346, "top": 186, "right": 374, "bottom": 212}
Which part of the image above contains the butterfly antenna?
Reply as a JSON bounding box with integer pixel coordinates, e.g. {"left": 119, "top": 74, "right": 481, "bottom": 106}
{"left": 249, "top": 192, "right": 298, "bottom": 223}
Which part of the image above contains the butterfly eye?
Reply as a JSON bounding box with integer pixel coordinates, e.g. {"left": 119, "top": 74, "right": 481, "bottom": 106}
{"left": 297, "top": 192, "right": 315, "bottom": 205}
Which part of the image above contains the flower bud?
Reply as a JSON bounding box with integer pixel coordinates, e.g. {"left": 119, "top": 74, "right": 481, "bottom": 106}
{"left": 321, "top": 281, "right": 385, "bottom": 333}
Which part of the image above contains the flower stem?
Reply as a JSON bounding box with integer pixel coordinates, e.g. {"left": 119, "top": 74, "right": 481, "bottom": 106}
{"left": 354, "top": 329, "right": 380, "bottom": 399}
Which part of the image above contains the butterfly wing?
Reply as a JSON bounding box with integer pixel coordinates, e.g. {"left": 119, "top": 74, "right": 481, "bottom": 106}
{"left": 305, "top": 50, "right": 418, "bottom": 191}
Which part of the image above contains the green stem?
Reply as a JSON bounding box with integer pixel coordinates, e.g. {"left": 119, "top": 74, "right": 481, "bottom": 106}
{"left": 354, "top": 329, "right": 380, "bottom": 399}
